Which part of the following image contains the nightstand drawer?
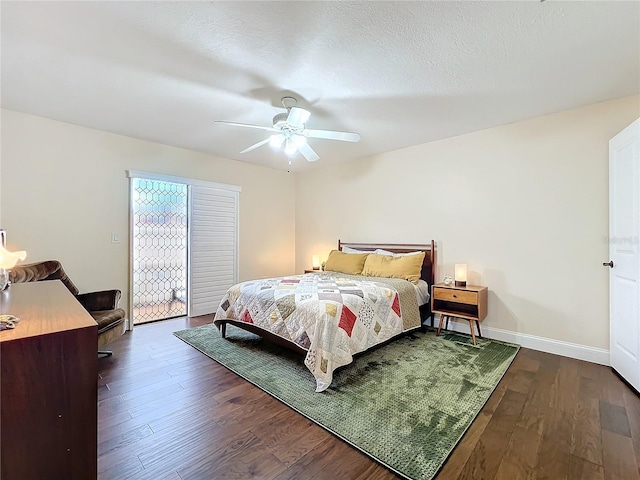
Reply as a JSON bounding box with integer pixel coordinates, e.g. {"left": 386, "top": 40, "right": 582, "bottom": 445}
{"left": 433, "top": 288, "right": 477, "bottom": 305}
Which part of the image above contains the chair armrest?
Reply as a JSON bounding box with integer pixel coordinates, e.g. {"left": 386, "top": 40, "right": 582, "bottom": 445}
{"left": 76, "top": 290, "right": 122, "bottom": 311}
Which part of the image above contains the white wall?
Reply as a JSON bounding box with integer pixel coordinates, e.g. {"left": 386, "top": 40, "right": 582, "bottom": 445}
{"left": 4, "top": 96, "right": 639, "bottom": 353}
{"left": 296, "top": 95, "right": 640, "bottom": 351}
{"left": 0, "top": 109, "right": 296, "bottom": 313}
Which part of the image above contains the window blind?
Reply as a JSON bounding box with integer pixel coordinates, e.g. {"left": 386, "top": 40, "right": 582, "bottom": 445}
{"left": 188, "top": 185, "right": 239, "bottom": 317}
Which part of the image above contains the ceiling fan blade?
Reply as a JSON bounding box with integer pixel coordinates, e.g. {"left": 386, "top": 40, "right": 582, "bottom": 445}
{"left": 216, "top": 120, "right": 277, "bottom": 133}
{"left": 240, "top": 137, "right": 271, "bottom": 154}
{"left": 286, "top": 107, "right": 311, "bottom": 127}
{"left": 297, "top": 142, "right": 320, "bottom": 162}
{"left": 303, "top": 129, "right": 361, "bottom": 142}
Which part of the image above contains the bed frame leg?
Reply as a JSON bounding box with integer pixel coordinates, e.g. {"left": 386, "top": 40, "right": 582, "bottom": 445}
{"left": 220, "top": 322, "right": 227, "bottom": 338}
{"left": 419, "top": 307, "right": 433, "bottom": 332}
{"left": 421, "top": 314, "right": 433, "bottom": 332}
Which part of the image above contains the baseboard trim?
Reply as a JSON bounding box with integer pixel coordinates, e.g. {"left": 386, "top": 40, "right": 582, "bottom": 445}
{"left": 444, "top": 319, "right": 610, "bottom": 366}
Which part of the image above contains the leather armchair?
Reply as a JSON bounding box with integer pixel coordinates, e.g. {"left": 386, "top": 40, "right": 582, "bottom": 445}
{"left": 9, "top": 260, "right": 126, "bottom": 356}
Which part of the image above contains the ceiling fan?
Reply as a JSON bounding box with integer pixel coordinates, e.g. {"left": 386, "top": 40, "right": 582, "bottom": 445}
{"left": 216, "top": 97, "right": 361, "bottom": 162}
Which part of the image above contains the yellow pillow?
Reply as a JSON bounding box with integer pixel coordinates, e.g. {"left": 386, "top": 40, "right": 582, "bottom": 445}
{"left": 361, "top": 252, "right": 425, "bottom": 284}
{"left": 325, "top": 250, "right": 369, "bottom": 275}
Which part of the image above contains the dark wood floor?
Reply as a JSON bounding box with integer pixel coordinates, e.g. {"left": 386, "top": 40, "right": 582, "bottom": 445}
{"left": 98, "top": 317, "right": 640, "bottom": 480}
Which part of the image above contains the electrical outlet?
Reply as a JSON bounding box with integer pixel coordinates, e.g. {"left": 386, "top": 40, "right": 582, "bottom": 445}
{"left": 111, "top": 233, "right": 120, "bottom": 244}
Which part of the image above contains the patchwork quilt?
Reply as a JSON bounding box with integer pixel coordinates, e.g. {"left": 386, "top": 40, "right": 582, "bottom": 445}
{"left": 214, "top": 272, "right": 421, "bottom": 392}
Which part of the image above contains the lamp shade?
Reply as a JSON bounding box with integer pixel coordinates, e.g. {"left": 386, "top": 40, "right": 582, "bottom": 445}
{"left": 0, "top": 244, "right": 27, "bottom": 269}
{"left": 454, "top": 264, "right": 467, "bottom": 287}
{"left": 312, "top": 254, "right": 321, "bottom": 270}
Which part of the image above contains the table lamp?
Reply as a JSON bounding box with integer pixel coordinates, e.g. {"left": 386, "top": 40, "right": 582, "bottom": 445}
{"left": 454, "top": 264, "right": 467, "bottom": 287}
{"left": 0, "top": 244, "right": 27, "bottom": 290}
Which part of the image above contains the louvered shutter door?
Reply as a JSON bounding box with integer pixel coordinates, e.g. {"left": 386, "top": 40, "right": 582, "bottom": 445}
{"left": 188, "top": 185, "right": 239, "bottom": 317}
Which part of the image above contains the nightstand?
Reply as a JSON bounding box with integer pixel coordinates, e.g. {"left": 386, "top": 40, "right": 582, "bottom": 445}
{"left": 431, "top": 283, "right": 488, "bottom": 345}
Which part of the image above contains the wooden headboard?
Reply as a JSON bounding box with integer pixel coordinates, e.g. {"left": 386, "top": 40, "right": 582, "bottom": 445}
{"left": 337, "top": 240, "right": 436, "bottom": 287}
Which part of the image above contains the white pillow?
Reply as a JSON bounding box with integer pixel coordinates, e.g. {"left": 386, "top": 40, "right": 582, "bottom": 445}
{"left": 374, "top": 249, "right": 424, "bottom": 258}
{"left": 342, "top": 246, "right": 371, "bottom": 254}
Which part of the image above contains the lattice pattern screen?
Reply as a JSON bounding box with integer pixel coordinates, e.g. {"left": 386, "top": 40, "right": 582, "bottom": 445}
{"left": 132, "top": 179, "right": 188, "bottom": 324}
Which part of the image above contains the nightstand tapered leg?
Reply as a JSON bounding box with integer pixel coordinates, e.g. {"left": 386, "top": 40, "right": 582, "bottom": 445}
{"left": 475, "top": 320, "right": 482, "bottom": 338}
{"left": 437, "top": 315, "right": 446, "bottom": 336}
{"left": 469, "top": 319, "right": 477, "bottom": 345}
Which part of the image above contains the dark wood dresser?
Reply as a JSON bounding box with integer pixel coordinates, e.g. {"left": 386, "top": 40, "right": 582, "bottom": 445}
{"left": 0, "top": 281, "right": 97, "bottom": 480}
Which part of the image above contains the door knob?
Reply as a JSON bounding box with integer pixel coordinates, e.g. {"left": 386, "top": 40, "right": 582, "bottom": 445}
{"left": 603, "top": 261, "right": 614, "bottom": 268}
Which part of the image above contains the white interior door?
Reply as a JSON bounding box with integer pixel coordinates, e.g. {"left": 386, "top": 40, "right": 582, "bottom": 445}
{"left": 609, "top": 118, "right": 640, "bottom": 392}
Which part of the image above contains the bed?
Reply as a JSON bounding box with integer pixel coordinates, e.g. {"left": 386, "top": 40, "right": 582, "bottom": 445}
{"left": 213, "top": 240, "right": 436, "bottom": 391}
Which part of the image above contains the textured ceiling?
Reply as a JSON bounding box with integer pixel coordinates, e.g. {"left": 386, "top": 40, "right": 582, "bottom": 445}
{"left": 2, "top": 1, "right": 639, "bottom": 172}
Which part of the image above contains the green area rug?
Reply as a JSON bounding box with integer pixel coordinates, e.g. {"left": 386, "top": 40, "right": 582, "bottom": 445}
{"left": 173, "top": 324, "right": 519, "bottom": 480}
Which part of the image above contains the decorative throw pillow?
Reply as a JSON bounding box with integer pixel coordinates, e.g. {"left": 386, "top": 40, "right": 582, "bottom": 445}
{"left": 362, "top": 251, "right": 425, "bottom": 284}
{"left": 325, "top": 250, "right": 369, "bottom": 275}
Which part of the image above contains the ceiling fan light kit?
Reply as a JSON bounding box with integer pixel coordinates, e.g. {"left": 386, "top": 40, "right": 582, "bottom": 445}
{"left": 269, "top": 134, "right": 285, "bottom": 148}
{"left": 216, "top": 97, "right": 361, "bottom": 164}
